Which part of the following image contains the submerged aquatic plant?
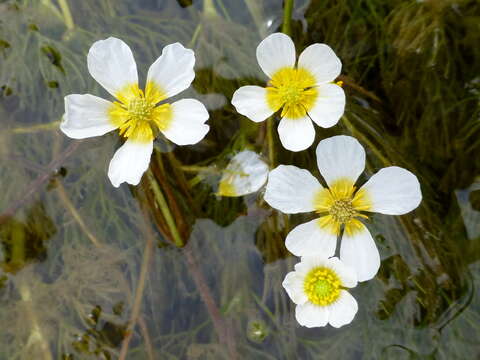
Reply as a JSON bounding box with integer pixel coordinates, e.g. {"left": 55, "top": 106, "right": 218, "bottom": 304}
{"left": 60, "top": 37, "right": 210, "bottom": 187}
{"left": 1, "top": 0, "right": 479, "bottom": 358}
{"left": 265, "top": 135, "right": 422, "bottom": 281}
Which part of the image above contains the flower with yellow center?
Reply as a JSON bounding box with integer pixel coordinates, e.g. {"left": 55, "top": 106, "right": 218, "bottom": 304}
{"left": 60, "top": 37, "right": 209, "bottom": 187}
{"left": 232, "top": 33, "right": 345, "bottom": 152}
{"left": 217, "top": 150, "right": 269, "bottom": 197}
{"left": 282, "top": 256, "right": 358, "bottom": 328}
{"left": 265, "top": 135, "right": 422, "bottom": 281}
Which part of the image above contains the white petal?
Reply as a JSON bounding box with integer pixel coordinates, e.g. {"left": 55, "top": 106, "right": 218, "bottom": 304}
{"left": 294, "top": 256, "right": 329, "bottom": 277}
{"left": 87, "top": 37, "right": 138, "bottom": 98}
{"left": 264, "top": 165, "right": 323, "bottom": 214}
{"left": 340, "top": 222, "right": 380, "bottom": 282}
{"left": 218, "top": 150, "right": 269, "bottom": 197}
{"left": 324, "top": 257, "right": 357, "bottom": 288}
{"left": 327, "top": 290, "right": 358, "bottom": 328}
{"left": 295, "top": 302, "right": 329, "bottom": 328}
{"left": 231, "top": 86, "right": 273, "bottom": 123}
{"left": 256, "top": 33, "right": 296, "bottom": 78}
{"left": 108, "top": 139, "right": 153, "bottom": 187}
{"left": 359, "top": 166, "right": 422, "bottom": 215}
{"left": 282, "top": 271, "right": 308, "bottom": 305}
{"left": 308, "top": 83, "right": 345, "bottom": 128}
{"left": 316, "top": 135, "right": 365, "bottom": 187}
{"left": 61, "top": 94, "right": 116, "bottom": 139}
{"left": 161, "top": 99, "right": 209, "bottom": 146}
{"left": 285, "top": 218, "right": 337, "bottom": 258}
{"left": 146, "top": 42, "right": 195, "bottom": 99}
{"left": 278, "top": 116, "right": 315, "bottom": 152}
{"left": 298, "top": 43, "right": 342, "bottom": 84}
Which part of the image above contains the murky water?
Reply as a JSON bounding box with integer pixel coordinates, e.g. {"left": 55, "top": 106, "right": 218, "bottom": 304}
{"left": 1, "top": 0, "right": 479, "bottom": 359}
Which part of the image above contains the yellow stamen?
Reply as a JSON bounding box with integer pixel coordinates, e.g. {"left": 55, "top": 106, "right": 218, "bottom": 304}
{"left": 108, "top": 83, "right": 172, "bottom": 143}
{"left": 314, "top": 178, "right": 372, "bottom": 235}
{"left": 217, "top": 165, "right": 249, "bottom": 197}
{"left": 266, "top": 67, "right": 318, "bottom": 119}
{"left": 303, "top": 266, "right": 341, "bottom": 306}
{"left": 217, "top": 180, "right": 237, "bottom": 197}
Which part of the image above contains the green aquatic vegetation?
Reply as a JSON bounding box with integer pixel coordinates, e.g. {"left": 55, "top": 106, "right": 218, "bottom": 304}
{"left": 1, "top": 0, "right": 480, "bottom": 359}
{"left": 0, "top": 243, "right": 130, "bottom": 360}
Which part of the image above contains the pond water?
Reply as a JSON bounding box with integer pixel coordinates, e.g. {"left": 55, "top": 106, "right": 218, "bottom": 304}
{"left": 1, "top": 0, "right": 479, "bottom": 359}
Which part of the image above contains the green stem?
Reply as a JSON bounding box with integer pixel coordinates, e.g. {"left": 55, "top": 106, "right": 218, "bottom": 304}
{"left": 41, "top": 0, "right": 63, "bottom": 21}
{"left": 281, "top": 0, "right": 294, "bottom": 36}
{"left": 180, "top": 165, "right": 216, "bottom": 173}
{"left": 58, "top": 0, "right": 74, "bottom": 29}
{"left": 266, "top": 117, "right": 275, "bottom": 168}
{"left": 203, "top": 0, "right": 219, "bottom": 18}
{"left": 244, "top": 0, "right": 265, "bottom": 36}
{"left": 12, "top": 121, "right": 61, "bottom": 134}
{"left": 189, "top": 23, "right": 203, "bottom": 48}
{"left": 148, "top": 171, "right": 184, "bottom": 247}
{"left": 56, "top": 180, "right": 100, "bottom": 247}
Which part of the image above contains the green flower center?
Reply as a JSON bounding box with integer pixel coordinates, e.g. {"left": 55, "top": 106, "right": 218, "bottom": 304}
{"left": 303, "top": 266, "right": 341, "bottom": 306}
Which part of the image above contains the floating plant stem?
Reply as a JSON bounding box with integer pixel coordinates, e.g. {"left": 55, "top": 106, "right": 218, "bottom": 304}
{"left": 11, "top": 121, "right": 61, "bottom": 134}
{"left": 55, "top": 180, "right": 100, "bottom": 247}
{"left": 118, "top": 204, "right": 155, "bottom": 360}
{"left": 183, "top": 245, "right": 238, "bottom": 359}
{"left": 203, "top": 0, "right": 219, "bottom": 18}
{"left": 189, "top": 23, "right": 203, "bottom": 48}
{"left": 58, "top": 0, "right": 75, "bottom": 30}
{"left": 138, "top": 316, "right": 155, "bottom": 360}
{"left": 147, "top": 157, "right": 237, "bottom": 357}
{"left": 281, "top": 0, "right": 294, "bottom": 36}
{"left": 244, "top": 0, "right": 265, "bottom": 36}
{"left": 180, "top": 165, "right": 218, "bottom": 173}
{"left": 148, "top": 171, "right": 184, "bottom": 247}
{"left": 19, "top": 285, "right": 53, "bottom": 360}
{"left": 40, "top": 0, "right": 63, "bottom": 21}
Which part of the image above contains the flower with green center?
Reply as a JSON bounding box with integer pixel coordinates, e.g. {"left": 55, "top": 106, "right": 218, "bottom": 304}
{"left": 60, "top": 37, "right": 210, "bottom": 187}
{"left": 232, "top": 33, "right": 345, "bottom": 152}
{"left": 265, "top": 135, "right": 422, "bottom": 281}
{"left": 282, "top": 256, "right": 358, "bottom": 328}
{"left": 217, "top": 150, "right": 269, "bottom": 197}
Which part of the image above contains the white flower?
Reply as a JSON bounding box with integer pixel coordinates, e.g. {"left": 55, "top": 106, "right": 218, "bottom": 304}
{"left": 60, "top": 37, "right": 209, "bottom": 187}
{"left": 217, "top": 150, "right": 269, "bottom": 197}
{"left": 283, "top": 256, "right": 358, "bottom": 328}
{"left": 231, "top": 33, "right": 345, "bottom": 152}
{"left": 265, "top": 135, "right": 422, "bottom": 281}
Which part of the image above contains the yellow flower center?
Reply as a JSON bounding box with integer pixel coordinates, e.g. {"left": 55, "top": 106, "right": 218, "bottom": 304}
{"left": 266, "top": 67, "right": 318, "bottom": 119}
{"left": 217, "top": 166, "right": 249, "bottom": 197}
{"left": 128, "top": 98, "right": 152, "bottom": 121}
{"left": 303, "top": 266, "right": 341, "bottom": 306}
{"left": 329, "top": 198, "right": 356, "bottom": 223}
{"left": 218, "top": 180, "right": 237, "bottom": 197}
{"left": 108, "top": 82, "right": 173, "bottom": 143}
{"left": 314, "top": 178, "right": 372, "bottom": 235}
